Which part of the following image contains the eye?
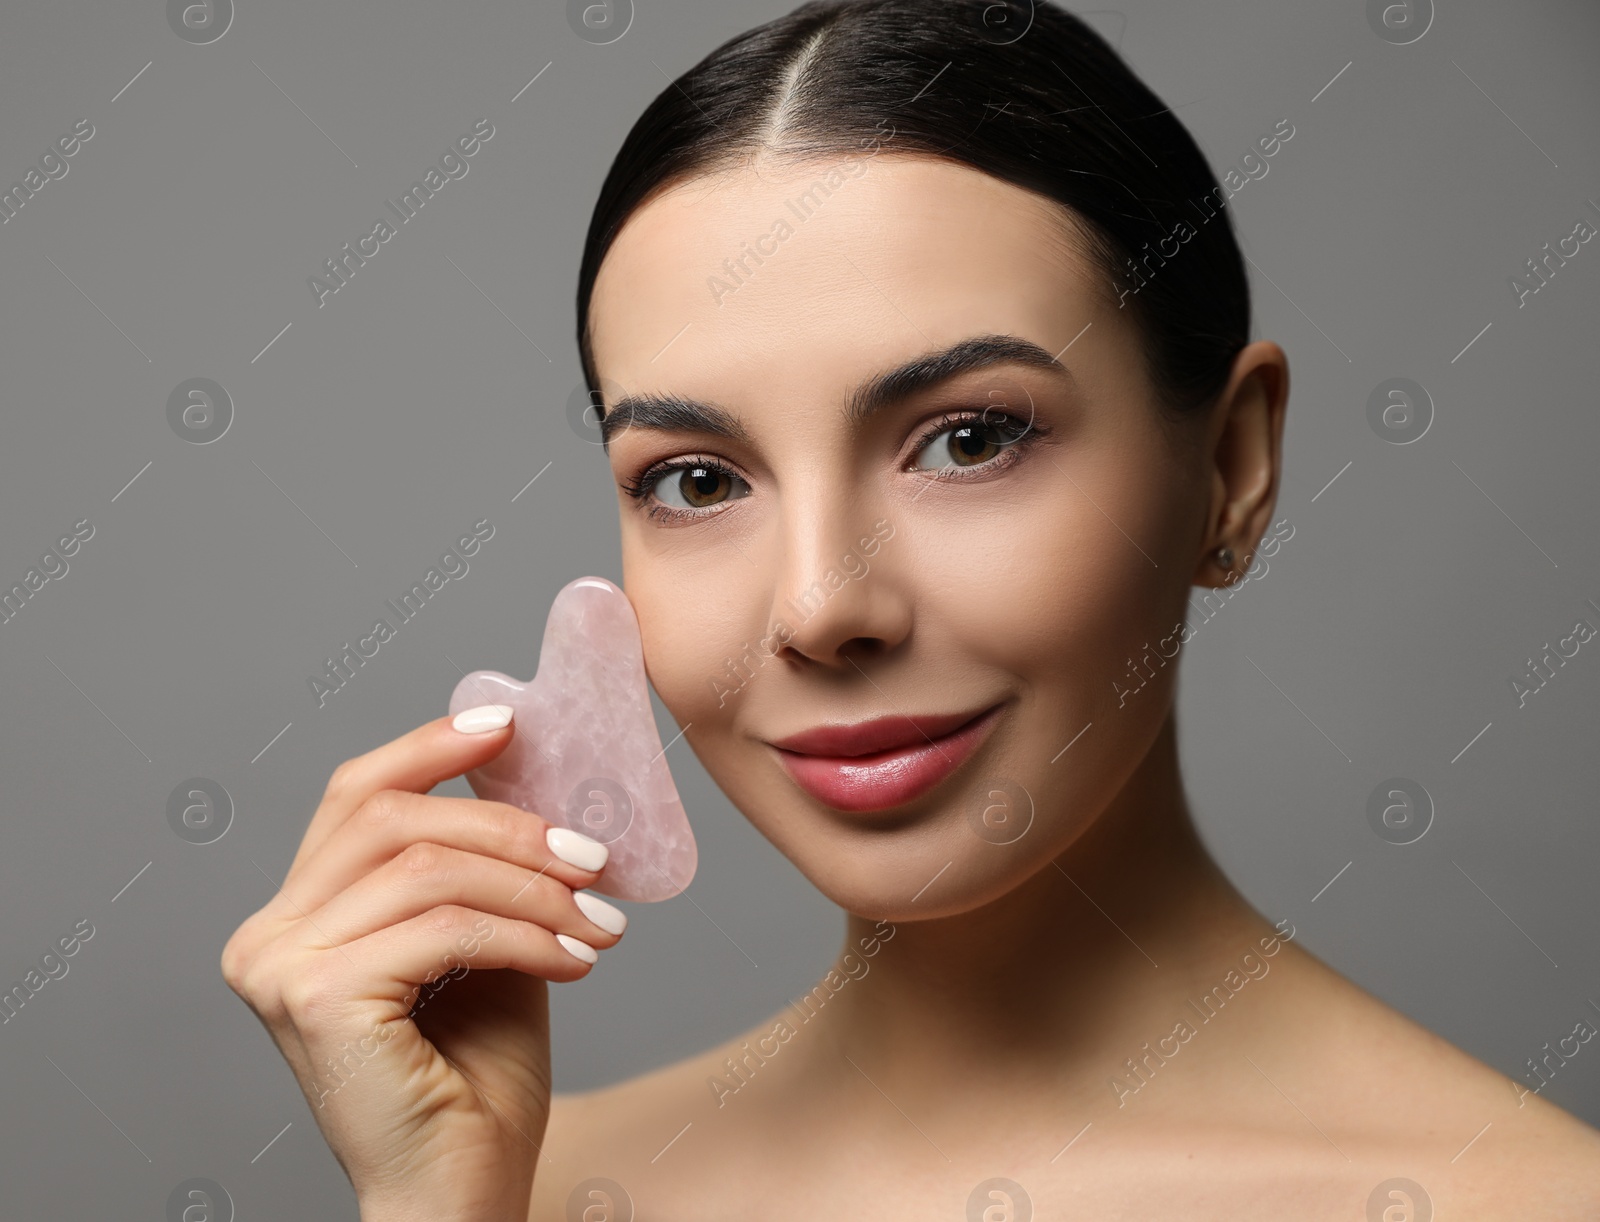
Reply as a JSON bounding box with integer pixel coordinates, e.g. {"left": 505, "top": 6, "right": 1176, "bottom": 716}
{"left": 912, "top": 414, "right": 1033, "bottom": 470}
{"left": 645, "top": 462, "right": 750, "bottom": 511}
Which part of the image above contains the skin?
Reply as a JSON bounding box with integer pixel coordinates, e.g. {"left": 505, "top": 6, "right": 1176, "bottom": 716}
{"left": 524, "top": 151, "right": 1600, "bottom": 1219}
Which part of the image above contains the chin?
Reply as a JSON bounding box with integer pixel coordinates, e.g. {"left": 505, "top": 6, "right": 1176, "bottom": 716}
{"left": 794, "top": 817, "right": 1071, "bottom": 923}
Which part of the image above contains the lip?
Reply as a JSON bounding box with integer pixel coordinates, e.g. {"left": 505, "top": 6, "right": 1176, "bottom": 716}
{"left": 769, "top": 703, "right": 1004, "bottom": 813}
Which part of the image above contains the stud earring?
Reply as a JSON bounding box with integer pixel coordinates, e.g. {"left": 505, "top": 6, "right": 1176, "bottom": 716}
{"left": 1214, "top": 545, "right": 1235, "bottom": 571}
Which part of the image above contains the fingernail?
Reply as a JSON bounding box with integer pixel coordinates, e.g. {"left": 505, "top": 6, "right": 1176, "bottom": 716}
{"left": 452, "top": 704, "right": 514, "bottom": 734}
{"left": 556, "top": 933, "right": 598, "bottom": 965}
{"left": 547, "top": 826, "right": 608, "bottom": 872}
{"left": 574, "top": 890, "right": 628, "bottom": 936}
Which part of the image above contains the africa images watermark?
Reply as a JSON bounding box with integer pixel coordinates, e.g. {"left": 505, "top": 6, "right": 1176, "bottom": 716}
{"left": 0, "top": 517, "right": 94, "bottom": 628}
{"left": 1507, "top": 596, "right": 1598, "bottom": 709}
{"left": 308, "top": 518, "right": 495, "bottom": 708}
{"left": 1112, "top": 118, "right": 1296, "bottom": 310}
{"left": 308, "top": 119, "right": 496, "bottom": 309}
{"left": 1115, "top": 517, "right": 1295, "bottom": 707}
{"left": 1108, "top": 917, "right": 1297, "bottom": 1107}
{"left": 705, "top": 119, "right": 897, "bottom": 307}
{"left": 311, "top": 914, "right": 494, "bottom": 1109}
{"left": 1514, "top": 996, "right": 1599, "bottom": 1108}
{"left": 1, "top": 917, "right": 96, "bottom": 1028}
{"left": 706, "top": 919, "right": 897, "bottom": 1107}
{"left": 1506, "top": 196, "right": 1598, "bottom": 310}
{"left": 0, "top": 118, "right": 95, "bottom": 226}
{"left": 707, "top": 517, "right": 897, "bottom": 708}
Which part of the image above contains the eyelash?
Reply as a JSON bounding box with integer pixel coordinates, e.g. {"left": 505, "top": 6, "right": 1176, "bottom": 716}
{"left": 619, "top": 408, "right": 1046, "bottom": 523}
{"left": 906, "top": 409, "right": 1046, "bottom": 482}
{"left": 619, "top": 454, "right": 744, "bottom": 524}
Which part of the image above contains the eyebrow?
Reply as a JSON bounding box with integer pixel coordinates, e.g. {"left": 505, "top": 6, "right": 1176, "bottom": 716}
{"left": 597, "top": 333, "right": 1075, "bottom": 445}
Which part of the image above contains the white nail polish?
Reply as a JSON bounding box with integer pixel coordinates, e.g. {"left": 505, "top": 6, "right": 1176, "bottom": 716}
{"left": 556, "top": 933, "right": 598, "bottom": 965}
{"left": 452, "top": 704, "right": 514, "bottom": 734}
{"left": 574, "top": 890, "right": 628, "bottom": 935}
{"left": 546, "top": 826, "right": 609, "bottom": 872}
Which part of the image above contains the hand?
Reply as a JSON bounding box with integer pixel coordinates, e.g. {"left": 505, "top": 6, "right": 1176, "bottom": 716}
{"left": 220, "top": 704, "right": 627, "bottom": 1222}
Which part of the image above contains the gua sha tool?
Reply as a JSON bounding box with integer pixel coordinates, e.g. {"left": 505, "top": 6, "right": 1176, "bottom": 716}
{"left": 447, "top": 576, "right": 697, "bottom": 903}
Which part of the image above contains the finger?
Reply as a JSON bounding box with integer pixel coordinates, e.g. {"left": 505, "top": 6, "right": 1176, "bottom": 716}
{"left": 299, "top": 842, "right": 628, "bottom": 950}
{"left": 286, "top": 906, "right": 599, "bottom": 1022}
{"left": 290, "top": 705, "right": 521, "bottom": 872}
{"left": 276, "top": 789, "right": 609, "bottom": 920}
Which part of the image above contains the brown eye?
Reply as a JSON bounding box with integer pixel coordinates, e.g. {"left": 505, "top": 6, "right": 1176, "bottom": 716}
{"left": 914, "top": 416, "right": 1030, "bottom": 471}
{"left": 646, "top": 462, "right": 750, "bottom": 511}
{"left": 679, "top": 466, "right": 731, "bottom": 506}
{"left": 948, "top": 425, "right": 999, "bottom": 466}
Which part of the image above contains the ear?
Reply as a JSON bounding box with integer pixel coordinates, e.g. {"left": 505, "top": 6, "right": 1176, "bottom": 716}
{"left": 1193, "top": 340, "right": 1289, "bottom": 587}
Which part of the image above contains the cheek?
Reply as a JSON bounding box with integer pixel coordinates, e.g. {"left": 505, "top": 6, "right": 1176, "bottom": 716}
{"left": 621, "top": 527, "right": 764, "bottom": 729}
{"left": 912, "top": 458, "right": 1195, "bottom": 700}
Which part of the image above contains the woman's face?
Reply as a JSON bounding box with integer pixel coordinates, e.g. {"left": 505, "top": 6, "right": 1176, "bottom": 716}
{"left": 587, "top": 151, "right": 1227, "bottom": 920}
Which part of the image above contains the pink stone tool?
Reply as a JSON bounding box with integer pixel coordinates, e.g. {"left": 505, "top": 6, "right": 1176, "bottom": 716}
{"left": 447, "top": 576, "right": 697, "bottom": 902}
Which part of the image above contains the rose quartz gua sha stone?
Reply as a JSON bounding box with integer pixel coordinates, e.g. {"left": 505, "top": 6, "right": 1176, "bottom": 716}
{"left": 447, "top": 576, "right": 697, "bottom": 902}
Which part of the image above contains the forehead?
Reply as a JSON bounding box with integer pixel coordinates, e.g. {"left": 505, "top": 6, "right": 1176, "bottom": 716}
{"left": 587, "top": 153, "right": 1116, "bottom": 406}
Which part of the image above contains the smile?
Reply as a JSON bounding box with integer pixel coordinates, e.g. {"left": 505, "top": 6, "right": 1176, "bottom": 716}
{"left": 767, "top": 703, "right": 1004, "bottom": 813}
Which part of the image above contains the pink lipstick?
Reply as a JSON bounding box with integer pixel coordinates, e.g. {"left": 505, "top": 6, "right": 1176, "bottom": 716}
{"left": 768, "top": 704, "right": 1003, "bottom": 812}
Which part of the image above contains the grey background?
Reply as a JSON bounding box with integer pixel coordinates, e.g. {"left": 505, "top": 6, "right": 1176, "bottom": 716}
{"left": 1, "top": 0, "right": 1596, "bottom": 1216}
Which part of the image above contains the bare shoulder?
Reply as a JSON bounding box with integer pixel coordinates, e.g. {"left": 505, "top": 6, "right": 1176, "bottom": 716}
{"left": 528, "top": 1029, "right": 755, "bottom": 1220}
{"left": 1266, "top": 943, "right": 1600, "bottom": 1216}
{"left": 1452, "top": 1096, "right": 1600, "bottom": 1218}
{"left": 523, "top": 943, "right": 1600, "bottom": 1219}
{"left": 1399, "top": 1074, "right": 1600, "bottom": 1219}
{"left": 1406, "top": 1038, "right": 1600, "bottom": 1217}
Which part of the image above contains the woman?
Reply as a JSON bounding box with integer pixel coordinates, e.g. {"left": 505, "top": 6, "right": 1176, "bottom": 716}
{"left": 220, "top": 2, "right": 1600, "bottom": 1217}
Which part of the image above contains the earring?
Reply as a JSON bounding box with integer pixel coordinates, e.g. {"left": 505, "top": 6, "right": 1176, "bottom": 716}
{"left": 1213, "top": 545, "right": 1235, "bottom": 572}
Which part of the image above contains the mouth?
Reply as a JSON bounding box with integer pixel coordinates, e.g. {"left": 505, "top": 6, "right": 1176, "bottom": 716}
{"left": 767, "top": 703, "right": 1005, "bottom": 813}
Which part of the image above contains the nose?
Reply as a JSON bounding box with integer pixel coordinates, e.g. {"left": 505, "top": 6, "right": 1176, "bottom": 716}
{"left": 767, "top": 500, "right": 911, "bottom": 668}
